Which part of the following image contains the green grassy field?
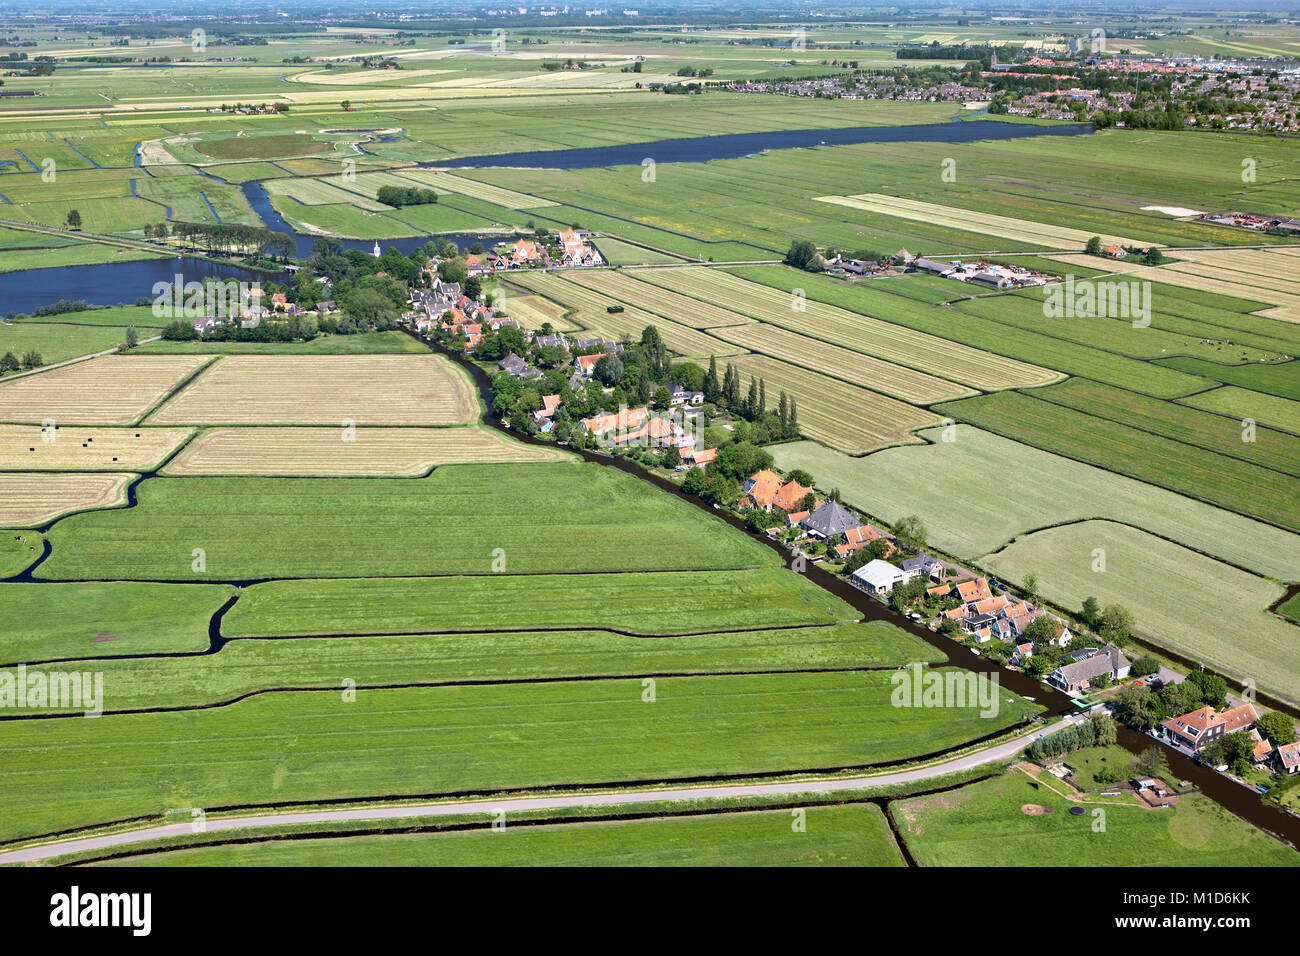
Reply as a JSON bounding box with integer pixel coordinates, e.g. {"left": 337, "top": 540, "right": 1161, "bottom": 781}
{"left": 39, "top": 464, "right": 775, "bottom": 580}
{"left": 0, "top": 321, "right": 153, "bottom": 373}
{"left": 0, "top": 581, "right": 233, "bottom": 663}
{"left": 892, "top": 767, "right": 1299, "bottom": 866}
{"left": 1155, "top": 357, "right": 1300, "bottom": 402}
{"left": 770, "top": 428, "right": 1300, "bottom": 581}
{"left": 223, "top": 568, "right": 855, "bottom": 637}
{"left": 13, "top": 622, "right": 941, "bottom": 715}
{"left": 134, "top": 331, "right": 428, "bottom": 355}
{"left": 1178, "top": 385, "right": 1300, "bottom": 437}
{"left": 983, "top": 520, "right": 1300, "bottom": 707}
{"left": 1279, "top": 593, "right": 1300, "bottom": 625}
{"left": 1028, "top": 378, "right": 1300, "bottom": 479}
{"left": 106, "top": 803, "right": 905, "bottom": 867}
{"left": 0, "top": 670, "right": 1038, "bottom": 844}
{"left": 935, "top": 390, "right": 1300, "bottom": 531}
{"left": 1061, "top": 745, "right": 1141, "bottom": 792}
{"left": 0, "top": 531, "right": 41, "bottom": 578}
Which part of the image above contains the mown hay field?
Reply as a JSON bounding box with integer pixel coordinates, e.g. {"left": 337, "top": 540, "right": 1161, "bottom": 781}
{"left": 635, "top": 267, "right": 1060, "bottom": 390}
{"left": 566, "top": 270, "right": 756, "bottom": 329}
{"left": 509, "top": 272, "right": 742, "bottom": 358}
{"left": 162, "top": 425, "right": 568, "bottom": 476}
{"left": 727, "top": 353, "right": 941, "bottom": 454}
{"left": 712, "top": 322, "right": 974, "bottom": 404}
{"left": 0, "top": 472, "right": 135, "bottom": 528}
{"left": 984, "top": 520, "right": 1300, "bottom": 708}
{"left": 770, "top": 427, "right": 1300, "bottom": 581}
{"left": 497, "top": 293, "right": 581, "bottom": 332}
{"left": 0, "top": 355, "right": 210, "bottom": 426}
{"left": 814, "top": 193, "right": 1151, "bottom": 249}
{"left": 263, "top": 177, "right": 390, "bottom": 211}
{"left": 146, "top": 355, "right": 478, "bottom": 426}
{"left": 396, "top": 169, "right": 559, "bottom": 209}
{"left": 0, "top": 425, "right": 192, "bottom": 471}
{"left": 1167, "top": 248, "right": 1300, "bottom": 295}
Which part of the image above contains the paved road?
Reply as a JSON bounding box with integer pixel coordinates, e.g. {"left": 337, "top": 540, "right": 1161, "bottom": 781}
{"left": 0, "top": 718, "right": 1068, "bottom": 864}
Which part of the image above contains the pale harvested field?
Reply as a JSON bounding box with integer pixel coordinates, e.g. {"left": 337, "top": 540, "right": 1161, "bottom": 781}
{"left": 711, "top": 323, "right": 975, "bottom": 404}
{"left": 727, "top": 353, "right": 942, "bottom": 454}
{"left": 1138, "top": 263, "right": 1300, "bottom": 323}
{"left": 146, "top": 355, "right": 477, "bottom": 426}
{"left": 0, "top": 472, "right": 134, "bottom": 527}
{"left": 162, "top": 426, "right": 568, "bottom": 476}
{"left": 0, "top": 356, "right": 210, "bottom": 426}
{"left": 984, "top": 520, "right": 1300, "bottom": 708}
{"left": 509, "top": 273, "right": 742, "bottom": 358}
{"left": 0, "top": 425, "right": 192, "bottom": 471}
{"left": 395, "top": 169, "right": 558, "bottom": 209}
{"left": 264, "top": 178, "right": 390, "bottom": 211}
{"left": 290, "top": 68, "right": 453, "bottom": 85}
{"left": 814, "top": 193, "right": 1150, "bottom": 249}
{"left": 497, "top": 294, "right": 581, "bottom": 332}
{"left": 637, "top": 268, "right": 1059, "bottom": 390}
{"left": 567, "top": 270, "right": 756, "bottom": 329}
{"left": 1168, "top": 248, "right": 1300, "bottom": 288}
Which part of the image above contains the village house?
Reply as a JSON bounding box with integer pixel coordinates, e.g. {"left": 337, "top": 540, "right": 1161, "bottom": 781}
{"left": 574, "top": 352, "right": 607, "bottom": 378}
{"left": 833, "top": 523, "right": 887, "bottom": 559}
{"left": 1160, "top": 702, "right": 1259, "bottom": 753}
{"left": 663, "top": 382, "right": 705, "bottom": 406}
{"left": 850, "top": 559, "right": 909, "bottom": 596}
{"left": 580, "top": 406, "right": 650, "bottom": 441}
{"left": 799, "top": 501, "right": 859, "bottom": 541}
{"left": 679, "top": 445, "right": 716, "bottom": 469}
{"left": 1277, "top": 741, "right": 1300, "bottom": 775}
{"left": 498, "top": 353, "right": 530, "bottom": 377}
{"left": 900, "top": 553, "right": 943, "bottom": 582}
{"left": 508, "top": 238, "right": 549, "bottom": 267}
{"left": 739, "top": 470, "right": 810, "bottom": 513}
{"left": 557, "top": 227, "right": 604, "bottom": 267}
{"left": 1047, "top": 645, "right": 1131, "bottom": 694}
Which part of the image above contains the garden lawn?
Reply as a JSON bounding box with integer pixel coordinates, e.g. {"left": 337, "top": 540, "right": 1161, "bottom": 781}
{"left": 892, "top": 769, "right": 1298, "bottom": 866}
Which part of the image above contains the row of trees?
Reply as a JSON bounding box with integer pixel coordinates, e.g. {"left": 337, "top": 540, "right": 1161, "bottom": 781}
{"left": 165, "top": 221, "right": 295, "bottom": 262}
{"left": 0, "top": 350, "right": 42, "bottom": 373}
{"left": 707, "top": 357, "right": 801, "bottom": 442}
{"left": 1025, "top": 714, "right": 1118, "bottom": 762}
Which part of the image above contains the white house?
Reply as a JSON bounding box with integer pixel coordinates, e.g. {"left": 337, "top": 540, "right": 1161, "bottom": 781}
{"left": 850, "top": 559, "right": 906, "bottom": 596}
